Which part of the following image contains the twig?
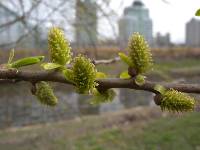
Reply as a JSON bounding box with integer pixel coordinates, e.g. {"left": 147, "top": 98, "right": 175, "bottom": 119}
{"left": 0, "top": 69, "right": 200, "bottom": 94}
{"left": 93, "top": 57, "right": 120, "bottom": 65}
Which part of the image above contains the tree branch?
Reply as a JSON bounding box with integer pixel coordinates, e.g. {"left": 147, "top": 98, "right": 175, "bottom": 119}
{"left": 0, "top": 69, "right": 72, "bottom": 84}
{"left": 93, "top": 57, "right": 120, "bottom": 65}
{"left": 1, "top": 69, "right": 200, "bottom": 94}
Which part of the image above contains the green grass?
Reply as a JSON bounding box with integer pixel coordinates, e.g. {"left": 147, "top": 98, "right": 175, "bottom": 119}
{"left": 154, "top": 58, "right": 200, "bottom": 71}
{"left": 136, "top": 112, "right": 200, "bottom": 150}
{"left": 71, "top": 112, "right": 200, "bottom": 150}
{"left": 0, "top": 107, "right": 200, "bottom": 150}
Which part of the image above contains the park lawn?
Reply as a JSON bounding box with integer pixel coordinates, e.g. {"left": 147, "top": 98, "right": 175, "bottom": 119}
{"left": 97, "top": 58, "right": 200, "bottom": 75}
{"left": 0, "top": 107, "right": 200, "bottom": 150}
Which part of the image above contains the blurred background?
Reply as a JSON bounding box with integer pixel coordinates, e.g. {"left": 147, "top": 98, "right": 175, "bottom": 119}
{"left": 0, "top": 0, "right": 200, "bottom": 149}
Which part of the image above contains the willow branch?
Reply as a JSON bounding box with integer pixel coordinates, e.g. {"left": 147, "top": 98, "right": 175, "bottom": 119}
{"left": 93, "top": 57, "right": 120, "bottom": 65}
{"left": 0, "top": 69, "right": 200, "bottom": 94}
{"left": 0, "top": 69, "right": 72, "bottom": 84}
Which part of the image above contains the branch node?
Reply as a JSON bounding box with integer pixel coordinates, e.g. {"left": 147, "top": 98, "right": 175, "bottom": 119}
{"left": 128, "top": 67, "right": 137, "bottom": 77}
{"left": 154, "top": 94, "right": 162, "bottom": 105}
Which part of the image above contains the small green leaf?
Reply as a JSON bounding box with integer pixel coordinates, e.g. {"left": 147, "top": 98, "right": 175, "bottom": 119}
{"left": 118, "top": 52, "right": 134, "bottom": 67}
{"left": 8, "top": 49, "right": 15, "bottom": 64}
{"left": 154, "top": 84, "right": 166, "bottom": 94}
{"left": 195, "top": 9, "right": 200, "bottom": 16}
{"left": 96, "top": 72, "right": 107, "bottom": 79}
{"left": 37, "top": 56, "right": 45, "bottom": 61}
{"left": 120, "top": 71, "right": 131, "bottom": 79}
{"left": 135, "top": 74, "right": 146, "bottom": 86}
{"left": 10, "top": 56, "right": 44, "bottom": 68}
{"left": 41, "top": 63, "right": 63, "bottom": 70}
{"left": 62, "top": 68, "right": 74, "bottom": 81}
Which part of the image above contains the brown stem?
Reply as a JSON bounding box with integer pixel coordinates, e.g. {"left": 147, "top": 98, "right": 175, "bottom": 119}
{"left": 0, "top": 69, "right": 200, "bottom": 94}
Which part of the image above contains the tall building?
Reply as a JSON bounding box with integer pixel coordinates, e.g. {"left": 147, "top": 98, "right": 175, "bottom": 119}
{"left": 75, "top": 0, "right": 97, "bottom": 47}
{"left": 186, "top": 18, "right": 200, "bottom": 47}
{"left": 118, "top": 0, "right": 153, "bottom": 48}
{"left": 155, "top": 32, "right": 171, "bottom": 48}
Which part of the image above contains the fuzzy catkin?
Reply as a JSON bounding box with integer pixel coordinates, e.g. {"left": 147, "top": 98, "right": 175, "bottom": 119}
{"left": 48, "top": 27, "right": 71, "bottom": 65}
{"left": 71, "top": 55, "right": 97, "bottom": 94}
{"left": 90, "top": 89, "right": 116, "bottom": 105}
{"left": 160, "top": 89, "right": 195, "bottom": 112}
{"left": 128, "top": 32, "right": 153, "bottom": 74}
{"left": 35, "top": 82, "right": 58, "bottom": 106}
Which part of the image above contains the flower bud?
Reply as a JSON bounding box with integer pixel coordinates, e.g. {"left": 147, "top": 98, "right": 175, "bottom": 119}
{"left": 48, "top": 27, "right": 71, "bottom": 65}
{"left": 90, "top": 89, "right": 116, "bottom": 105}
{"left": 160, "top": 89, "right": 195, "bottom": 112}
{"left": 71, "top": 55, "right": 97, "bottom": 94}
{"left": 154, "top": 94, "right": 162, "bottom": 105}
{"left": 35, "top": 82, "right": 58, "bottom": 106}
{"left": 128, "top": 32, "right": 153, "bottom": 74}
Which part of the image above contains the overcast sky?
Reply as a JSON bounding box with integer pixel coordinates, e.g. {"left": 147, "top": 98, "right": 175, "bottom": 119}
{"left": 110, "top": 0, "right": 200, "bottom": 43}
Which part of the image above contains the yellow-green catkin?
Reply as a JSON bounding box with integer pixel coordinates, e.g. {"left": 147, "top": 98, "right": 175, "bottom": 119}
{"left": 35, "top": 82, "right": 58, "bottom": 106}
{"left": 90, "top": 89, "right": 116, "bottom": 105}
{"left": 48, "top": 27, "right": 71, "bottom": 65}
{"left": 128, "top": 32, "right": 153, "bottom": 74}
{"left": 160, "top": 89, "right": 195, "bottom": 112}
{"left": 71, "top": 55, "right": 97, "bottom": 94}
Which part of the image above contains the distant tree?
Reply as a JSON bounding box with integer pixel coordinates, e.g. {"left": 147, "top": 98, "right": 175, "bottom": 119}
{"left": 0, "top": 0, "right": 116, "bottom": 49}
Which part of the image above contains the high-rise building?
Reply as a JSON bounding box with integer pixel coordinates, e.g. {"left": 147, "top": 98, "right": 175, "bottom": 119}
{"left": 75, "top": 0, "right": 97, "bottom": 47}
{"left": 186, "top": 18, "right": 200, "bottom": 47}
{"left": 118, "top": 0, "right": 153, "bottom": 48}
{"left": 155, "top": 32, "right": 171, "bottom": 48}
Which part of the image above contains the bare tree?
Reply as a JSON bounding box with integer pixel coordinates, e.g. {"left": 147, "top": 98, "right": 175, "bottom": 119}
{"left": 0, "top": 0, "right": 117, "bottom": 50}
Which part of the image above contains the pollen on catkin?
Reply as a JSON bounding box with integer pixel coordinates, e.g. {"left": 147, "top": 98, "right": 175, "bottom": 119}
{"left": 48, "top": 27, "right": 71, "bottom": 65}
{"left": 160, "top": 89, "right": 195, "bottom": 112}
{"left": 71, "top": 55, "right": 97, "bottom": 94}
{"left": 128, "top": 32, "right": 153, "bottom": 74}
{"left": 35, "top": 82, "right": 58, "bottom": 106}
